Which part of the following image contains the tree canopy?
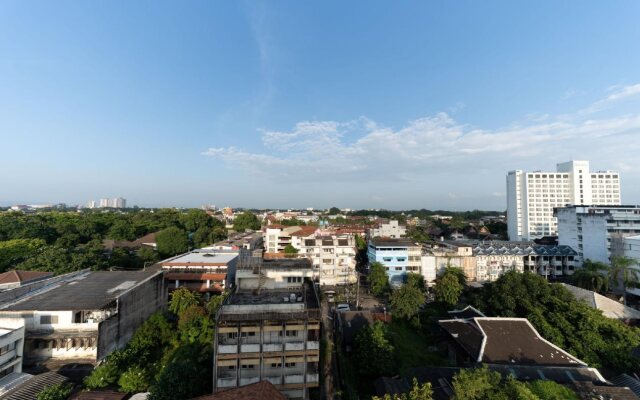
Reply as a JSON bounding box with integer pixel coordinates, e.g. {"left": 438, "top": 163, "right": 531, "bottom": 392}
{"left": 369, "top": 261, "right": 390, "bottom": 297}
{"left": 433, "top": 269, "right": 463, "bottom": 307}
{"left": 470, "top": 270, "right": 640, "bottom": 373}
{"left": 232, "top": 211, "right": 261, "bottom": 232}
{"left": 390, "top": 274, "right": 425, "bottom": 321}
{"left": 354, "top": 321, "right": 395, "bottom": 377}
{"left": 156, "top": 227, "right": 189, "bottom": 257}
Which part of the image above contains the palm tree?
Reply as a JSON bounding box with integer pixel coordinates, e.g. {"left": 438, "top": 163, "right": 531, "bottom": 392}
{"left": 572, "top": 259, "right": 610, "bottom": 293}
{"left": 609, "top": 256, "right": 640, "bottom": 306}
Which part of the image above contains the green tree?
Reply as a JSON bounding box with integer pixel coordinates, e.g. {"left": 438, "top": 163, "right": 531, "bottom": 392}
{"left": 372, "top": 378, "right": 433, "bottom": 400}
{"left": 369, "top": 262, "right": 390, "bottom": 297}
{"left": 472, "top": 271, "right": 640, "bottom": 373}
{"left": 451, "top": 365, "right": 501, "bottom": 400}
{"left": 610, "top": 256, "right": 639, "bottom": 305}
{"left": 0, "top": 238, "right": 47, "bottom": 272}
{"left": 355, "top": 234, "right": 367, "bottom": 251}
{"left": 118, "top": 365, "right": 151, "bottom": 393}
{"left": 406, "top": 272, "right": 426, "bottom": 291}
{"left": 390, "top": 283, "right": 425, "bottom": 321}
{"left": 84, "top": 358, "right": 121, "bottom": 389}
{"left": 353, "top": 321, "right": 395, "bottom": 376}
{"left": 36, "top": 383, "right": 73, "bottom": 400}
{"left": 137, "top": 246, "right": 158, "bottom": 264}
{"left": 178, "top": 305, "right": 214, "bottom": 344}
{"left": 572, "top": 259, "right": 610, "bottom": 293}
{"left": 433, "top": 271, "right": 463, "bottom": 307}
{"left": 156, "top": 227, "right": 189, "bottom": 258}
{"left": 232, "top": 212, "right": 261, "bottom": 232}
{"left": 328, "top": 207, "right": 341, "bottom": 215}
{"left": 180, "top": 209, "right": 212, "bottom": 232}
{"left": 527, "top": 380, "right": 579, "bottom": 400}
{"left": 149, "top": 344, "right": 213, "bottom": 400}
{"left": 284, "top": 244, "right": 299, "bottom": 256}
{"left": 169, "top": 288, "right": 201, "bottom": 317}
{"left": 108, "top": 219, "right": 136, "bottom": 241}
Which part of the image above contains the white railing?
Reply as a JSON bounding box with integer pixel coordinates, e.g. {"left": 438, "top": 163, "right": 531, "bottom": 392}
{"left": 284, "top": 374, "right": 304, "bottom": 384}
{"left": 240, "top": 344, "right": 260, "bottom": 353}
{"left": 284, "top": 342, "right": 304, "bottom": 351}
{"left": 217, "top": 378, "right": 237, "bottom": 388}
{"left": 307, "top": 341, "right": 320, "bottom": 350}
{"left": 263, "top": 343, "right": 283, "bottom": 352}
{"left": 218, "top": 344, "right": 238, "bottom": 354}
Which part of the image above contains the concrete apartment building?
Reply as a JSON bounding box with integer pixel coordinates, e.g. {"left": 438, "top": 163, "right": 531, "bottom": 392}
{"left": 0, "top": 319, "right": 24, "bottom": 379}
{"left": 297, "top": 234, "right": 357, "bottom": 286}
{"left": 161, "top": 249, "right": 239, "bottom": 294}
{"left": 264, "top": 226, "right": 358, "bottom": 286}
{"left": 234, "top": 253, "right": 315, "bottom": 291}
{"left": 368, "top": 238, "right": 421, "bottom": 286}
{"left": 507, "top": 160, "right": 621, "bottom": 241}
{"left": 420, "top": 241, "right": 578, "bottom": 284}
{"left": 556, "top": 205, "right": 640, "bottom": 264}
{"left": 213, "top": 281, "right": 321, "bottom": 399}
{"left": 368, "top": 220, "right": 406, "bottom": 239}
{"left": 0, "top": 270, "right": 165, "bottom": 366}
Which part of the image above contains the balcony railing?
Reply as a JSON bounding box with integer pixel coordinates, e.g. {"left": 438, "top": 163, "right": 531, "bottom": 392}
{"left": 217, "top": 378, "right": 237, "bottom": 388}
{"left": 240, "top": 344, "right": 260, "bottom": 353}
{"left": 307, "top": 341, "right": 319, "bottom": 350}
{"left": 240, "top": 376, "right": 260, "bottom": 386}
{"left": 285, "top": 374, "right": 305, "bottom": 384}
{"left": 218, "top": 345, "right": 238, "bottom": 354}
{"left": 284, "top": 342, "right": 304, "bottom": 351}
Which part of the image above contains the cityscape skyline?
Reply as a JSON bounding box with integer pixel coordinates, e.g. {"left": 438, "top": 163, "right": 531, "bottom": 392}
{"left": 1, "top": 1, "right": 640, "bottom": 209}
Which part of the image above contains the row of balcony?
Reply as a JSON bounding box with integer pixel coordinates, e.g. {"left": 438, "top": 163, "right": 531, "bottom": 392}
{"left": 217, "top": 374, "right": 319, "bottom": 388}
{"left": 218, "top": 341, "right": 319, "bottom": 354}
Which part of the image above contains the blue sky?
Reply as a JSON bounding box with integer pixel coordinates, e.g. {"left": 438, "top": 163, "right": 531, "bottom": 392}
{"left": 1, "top": 1, "right": 640, "bottom": 210}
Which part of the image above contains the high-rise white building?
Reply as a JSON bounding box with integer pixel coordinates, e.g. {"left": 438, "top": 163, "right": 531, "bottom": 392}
{"left": 507, "top": 161, "right": 621, "bottom": 241}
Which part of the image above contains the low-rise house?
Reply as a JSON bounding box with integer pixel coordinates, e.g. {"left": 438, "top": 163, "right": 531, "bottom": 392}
{"left": 205, "top": 232, "right": 263, "bottom": 252}
{"left": 562, "top": 283, "right": 640, "bottom": 321}
{"left": 0, "top": 319, "right": 24, "bottom": 379}
{"left": 161, "top": 249, "right": 239, "bottom": 294}
{"left": 0, "top": 271, "right": 53, "bottom": 291}
{"left": 213, "top": 281, "right": 320, "bottom": 399}
{"left": 0, "top": 270, "right": 165, "bottom": 366}
{"left": 369, "top": 220, "right": 406, "bottom": 239}
{"left": 368, "top": 238, "right": 421, "bottom": 286}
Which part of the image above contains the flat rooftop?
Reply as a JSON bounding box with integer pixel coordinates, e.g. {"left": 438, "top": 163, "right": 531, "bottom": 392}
{"left": 370, "top": 238, "right": 416, "bottom": 247}
{"left": 0, "top": 270, "right": 161, "bottom": 311}
{"left": 228, "top": 290, "right": 307, "bottom": 306}
{"left": 161, "top": 250, "right": 239, "bottom": 265}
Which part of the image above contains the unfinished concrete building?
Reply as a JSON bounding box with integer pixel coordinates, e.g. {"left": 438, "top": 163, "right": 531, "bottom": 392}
{"left": 213, "top": 280, "right": 321, "bottom": 400}
{"left": 0, "top": 270, "right": 165, "bottom": 366}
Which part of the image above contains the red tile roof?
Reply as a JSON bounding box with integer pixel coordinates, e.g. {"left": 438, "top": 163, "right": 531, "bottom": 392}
{"left": 192, "top": 381, "right": 286, "bottom": 400}
{"left": 0, "top": 270, "right": 53, "bottom": 285}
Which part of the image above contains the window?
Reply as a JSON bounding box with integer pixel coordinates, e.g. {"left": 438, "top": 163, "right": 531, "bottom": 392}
{"left": 287, "top": 277, "right": 302, "bottom": 283}
{"left": 40, "top": 315, "right": 58, "bottom": 325}
{"left": 285, "top": 330, "right": 298, "bottom": 337}
{"left": 227, "top": 332, "right": 238, "bottom": 339}
{"left": 271, "top": 363, "right": 282, "bottom": 368}
{"left": 396, "top": 257, "right": 406, "bottom": 262}
{"left": 227, "top": 365, "right": 236, "bottom": 370}
{"left": 395, "top": 267, "right": 402, "bottom": 271}
{"left": 241, "top": 364, "right": 255, "bottom": 369}
{"left": 285, "top": 362, "right": 297, "bottom": 368}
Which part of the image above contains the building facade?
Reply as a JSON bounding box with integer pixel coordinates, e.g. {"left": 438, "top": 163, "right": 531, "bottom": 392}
{"left": 0, "top": 270, "right": 165, "bottom": 365}
{"left": 296, "top": 235, "right": 357, "bottom": 286}
{"left": 213, "top": 282, "right": 320, "bottom": 399}
{"left": 556, "top": 205, "right": 640, "bottom": 264}
{"left": 368, "top": 220, "right": 406, "bottom": 239}
{"left": 507, "top": 161, "right": 621, "bottom": 241}
{"left": 161, "top": 249, "right": 239, "bottom": 294}
{"left": 0, "top": 319, "right": 24, "bottom": 379}
{"left": 367, "top": 238, "right": 420, "bottom": 286}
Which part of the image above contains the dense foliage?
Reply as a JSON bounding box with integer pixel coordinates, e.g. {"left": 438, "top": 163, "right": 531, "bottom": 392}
{"left": 84, "top": 291, "right": 223, "bottom": 398}
{"left": 433, "top": 268, "right": 464, "bottom": 307}
{"left": 354, "top": 321, "right": 396, "bottom": 377}
{"left": 372, "top": 378, "right": 433, "bottom": 400}
{"left": 470, "top": 271, "right": 640, "bottom": 373}
{"left": 451, "top": 366, "right": 578, "bottom": 400}
{"left": 390, "top": 273, "right": 426, "bottom": 322}
{"left": 232, "top": 211, "right": 261, "bottom": 232}
{"left": 36, "top": 383, "right": 73, "bottom": 400}
{"left": 0, "top": 209, "right": 226, "bottom": 274}
{"left": 369, "top": 261, "right": 390, "bottom": 297}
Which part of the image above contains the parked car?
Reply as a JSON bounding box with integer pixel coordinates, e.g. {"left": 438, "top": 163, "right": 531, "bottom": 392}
{"left": 336, "top": 303, "right": 350, "bottom": 312}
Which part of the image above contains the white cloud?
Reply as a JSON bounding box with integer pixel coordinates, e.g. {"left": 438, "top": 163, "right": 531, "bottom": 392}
{"left": 202, "top": 84, "right": 640, "bottom": 207}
